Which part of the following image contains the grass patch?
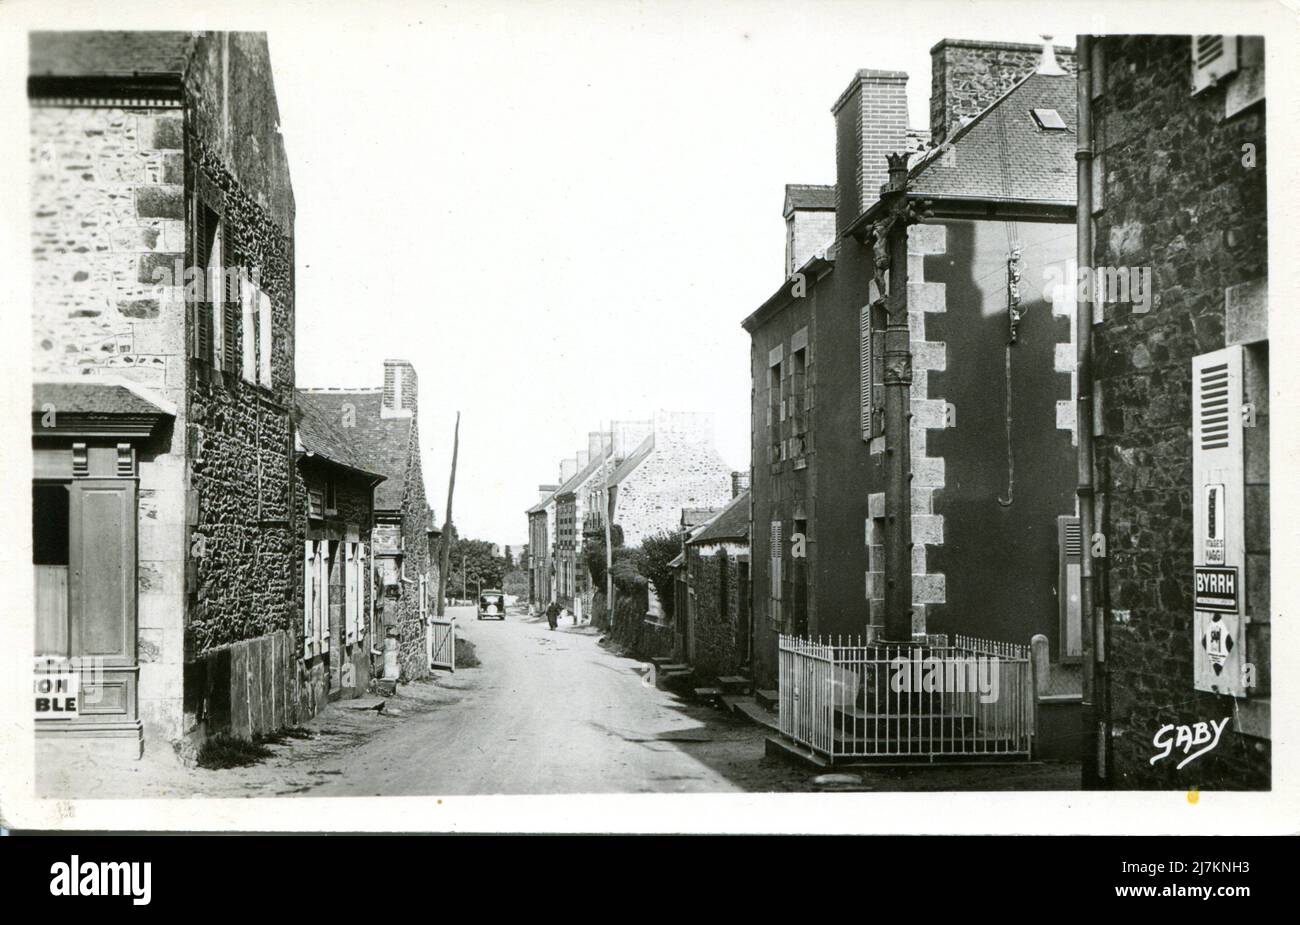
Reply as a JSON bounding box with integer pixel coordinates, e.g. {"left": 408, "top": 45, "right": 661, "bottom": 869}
{"left": 454, "top": 636, "right": 481, "bottom": 669}
{"left": 256, "top": 726, "right": 315, "bottom": 745}
{"left": 196, "top": 734, "right": 275, "bottom": 770}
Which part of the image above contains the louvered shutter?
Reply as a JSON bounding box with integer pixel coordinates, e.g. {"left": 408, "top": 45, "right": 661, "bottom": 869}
{"left": 1193, "top": 347, "right": 1245, "bottom": 568}
{"left": 193, "top": 203, "right": 212, "bottom": 364}
{"left": 1057, "top": 516, "right": 1082, "bottom": 661}
{"left": 860, "top": 305, "right": 872, "bottom": 439}
{"left": 1192, "top": 36, "right": 1238, "bottom": 95}
{"left": 317, "top": 544, "right": 329, "bottom": 646}
{"left": 770, "top": 520, "right": 783, "bottom": 628}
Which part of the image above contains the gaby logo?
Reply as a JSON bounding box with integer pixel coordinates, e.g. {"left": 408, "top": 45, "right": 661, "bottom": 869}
{"left": 1149, "top": 718, "right": 1231, "bottom": 771}
{"left": 49, "top": 855, "right": 151, "bottom": 906}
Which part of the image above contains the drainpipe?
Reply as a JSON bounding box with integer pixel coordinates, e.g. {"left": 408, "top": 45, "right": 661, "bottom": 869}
{"left": 879, "top": 153, "right": 914, "bottom": 642}
{"left": 1075, "top": 34, "right": 1104, "bottom": 788}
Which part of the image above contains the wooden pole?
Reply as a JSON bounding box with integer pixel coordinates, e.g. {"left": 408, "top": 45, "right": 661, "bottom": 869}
{"left": 436, "top": 411, "right": 459, "bottom": 617}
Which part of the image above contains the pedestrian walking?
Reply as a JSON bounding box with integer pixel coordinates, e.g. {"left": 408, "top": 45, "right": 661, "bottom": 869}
{"left": 546, "top": 602, "right": 559, "bottom": 631}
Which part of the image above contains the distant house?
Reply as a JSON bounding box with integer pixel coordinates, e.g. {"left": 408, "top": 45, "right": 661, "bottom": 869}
{"left": 29, "top": 31, "right": 298, "bottom": 757}
{"left": 297, "top": 359, "right": 436, "bottom": 682}
{"left": 606, "top": 411, "right": 734, "bottom": 549}
{"left": 682, "top": 490, "right": 751, "bottom": 677}
{"left": 526, "top": 483, "right": 560, "bottom": 610}
{"left": 293, "top": 390, "right": 387, "bottom": 714}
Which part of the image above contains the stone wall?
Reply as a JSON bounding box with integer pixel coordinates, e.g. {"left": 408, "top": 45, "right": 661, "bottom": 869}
{"left": 929, "top": 39, "right": 1077, "bottom": 143}
{"left": 396, "top": 420, "right": 433, "bottom": 681}
{"left": 686, "top": 546, "right": 746, "bottom": 680}
{"left": 1092, "top": 35, "right": 1268, "bottom": 789}
{"left": 185, "top": 130, "right": 297, "bottom": 658}
{"left": 31, "top": 101, "right": 191, "bottom": 746}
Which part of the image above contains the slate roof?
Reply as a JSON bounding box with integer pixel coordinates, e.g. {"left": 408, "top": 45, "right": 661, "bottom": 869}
{"left": 783, "top": 183, "right": 837, "bottom": 216}
{"left": 555, "top": 453, "right": 607, "bottom": 500}
{"left": 29, "top": 31, "right": 197, "bottom": 77}
{"left": 296, "top": 390, "right": 411, "bottom": 511}
{"left": 32, "top": 380, "right": 174, "bottom": 416}
{"left": 295, "top": 390, "right": 387, "bottom": 482}
{"left": 688, "top": 490, "right": 750, "bottom": 546}
{"left": 910, "top": 71, "right": 1077, "bottom": 205}
{"left": 605, "top": 433, "right": 655, "bottom": 488}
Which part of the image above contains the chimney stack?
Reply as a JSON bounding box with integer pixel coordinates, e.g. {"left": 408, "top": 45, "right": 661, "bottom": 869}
{"left": 731, "top": 471, "right": 750, "bottom": 498}
{"left": 610, "top": 419, "right": 653, "bottom": 460}
{"left": 538, "top": 483, "right": 559, "bottom": 503}
{"left": 832, "top": 69, "right": 909, "bottom": 234}
{"left": 559, "top": 457, "right": 578, "bottom": 483}
{"left": 928, "top": 38, "right": 1076, "bottom": 144}
{"left": 382, "top": 359, "right": 418, "bottom": 418}
{"left": 783, "top": 184, "right": 837, "bottom": 277}
{"left": 588, "top": 430, "right": 611, "bottom": 459}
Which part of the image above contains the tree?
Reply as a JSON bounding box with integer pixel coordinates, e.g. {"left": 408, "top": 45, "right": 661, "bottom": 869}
{"left": 503, "top": 545, "right": 515, "bottom": 570}
{"left": 640, "top": 530, "right": 684, "bottom": 620}
{"left": 448, "top": 538, "right": 507, "bottom": 595}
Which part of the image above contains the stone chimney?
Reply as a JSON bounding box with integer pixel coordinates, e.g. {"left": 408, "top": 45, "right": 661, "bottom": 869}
{"left": 783, "top": 184, "right": 837, "bottom": 277}
{"left": 929, "top": 38, "right": 1076, "bottom": 144}
{"left": 653, "top": 410, "right": 714, "bottom": 449}
{"left": 731, "top": 470, "right": 750, "bottom": 498}
{"left": 381, "top": 359, "right": 417, "bottom": 418}
{"left": 588, "top": 430, "right": 612, "bottom": 459}
{"left": 559, "top": 457, "right": 578, "bottom": 483}
{"left": 832, "top": 69, "right": 909, "bottom": 234}
{"left": 576, "top": 449, "right": 590, "bottom": 469}
{"left": 538, "top": 483, "right": 559, "bottom": 503}
{"left": 610, "top": 419, "right": 654, "bottom": 461}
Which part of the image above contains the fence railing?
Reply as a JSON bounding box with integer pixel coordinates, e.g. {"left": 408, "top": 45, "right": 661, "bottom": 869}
{"left": 778, "top": 633, "right": 1034, "bottom": 762}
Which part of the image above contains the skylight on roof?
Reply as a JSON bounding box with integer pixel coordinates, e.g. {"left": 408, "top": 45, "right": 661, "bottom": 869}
{"left": 1031, "top": 108, "right": 1068, "bottom": 131}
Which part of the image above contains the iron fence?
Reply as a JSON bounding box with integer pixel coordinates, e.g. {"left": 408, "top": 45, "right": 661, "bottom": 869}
{"left": 778, "top": 633, "right": 1034, "bottom": 762}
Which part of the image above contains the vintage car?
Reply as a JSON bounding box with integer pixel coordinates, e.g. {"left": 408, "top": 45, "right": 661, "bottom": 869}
{"left": 477, "top": 589, "right": 506, "bottom": 620}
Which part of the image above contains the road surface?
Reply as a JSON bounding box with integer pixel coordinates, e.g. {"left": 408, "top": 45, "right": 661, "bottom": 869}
{"left": 306, "top": 605, "right": 772, "bottom": 795}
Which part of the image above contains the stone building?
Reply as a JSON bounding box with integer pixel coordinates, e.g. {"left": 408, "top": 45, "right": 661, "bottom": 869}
{"left": 742, "top": 38, "right": 1080, "bottom": 690}
{"left": 296, "top": 359, "right": 437, "bottom": 682}
{"left": 1085, "top": 35, "right": 1269, "bottom": 788}
{"left": 553, "top": 431, "right": 613, "bottom": 616}
{"left": 30, "top": 31, "right": 298, "bottom": 756}
{"left": 293, "top": 391, "right": 387, "bottom": 715}
{"left": 606, "top": 411, "right": 734, "bottom": 549}
{"left": 526, "top": 484, "right": 559, "bottom": 610}
{"left": 681, "top": 490, "right": 751, "bottom": 679}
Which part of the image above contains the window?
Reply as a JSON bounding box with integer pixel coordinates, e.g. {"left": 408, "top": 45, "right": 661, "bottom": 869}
{"left": 790, "top": 346, "right": 807, "bottom": 458}
{"left": 1030, "top": 108, "right": 1067, "bottom": 131}
{"left": 34, "top": 483, "right": 70, "bottom": 658}
{"left": 860, "top": 303, "right": 885, "bottom": 440}
{"left": 325, "top": 477, "right": 337, "bottom": 515}
{"left": 191, "top": 202, "right": 220, "bottom": 366}
{"left": 769, "top": 362, "right": 783, "bottom": 462}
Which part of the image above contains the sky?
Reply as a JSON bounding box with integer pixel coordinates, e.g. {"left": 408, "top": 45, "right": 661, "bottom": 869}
{"left": 260, "top": 2, "right": 1066, "bottom": 549}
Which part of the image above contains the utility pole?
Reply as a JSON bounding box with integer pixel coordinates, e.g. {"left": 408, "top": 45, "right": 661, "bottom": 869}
{"left": 874, "top": 152, "right": 926, "bottom": 642}
{"left": 436, "top": 411, "right": 459, "bottom": 617}
{"left": 604, "top": 428, "right": 615, "bottom": 623}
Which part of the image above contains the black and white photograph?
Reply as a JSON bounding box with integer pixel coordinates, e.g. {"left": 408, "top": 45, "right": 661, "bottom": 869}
{"left": 0, "top": 0, "right": 1295, "bottom": 836}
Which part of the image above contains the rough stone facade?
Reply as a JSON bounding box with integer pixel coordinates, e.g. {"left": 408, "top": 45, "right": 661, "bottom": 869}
{"left": 611, "top": 412, "right": 734, "bottom": 548}
{"left": 685, "top": 544, "right": 747, "bottom": 680}
{"left": 930, "top": 39, "right": 1077, "bottom": 143}
{"left": 1091, "top": 35, "right": 1269, "bottom": 789}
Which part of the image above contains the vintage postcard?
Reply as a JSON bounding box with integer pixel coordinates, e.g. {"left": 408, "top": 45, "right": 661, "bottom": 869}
{"left": 0, "top": 0, "right": 1295, "bottom": 835}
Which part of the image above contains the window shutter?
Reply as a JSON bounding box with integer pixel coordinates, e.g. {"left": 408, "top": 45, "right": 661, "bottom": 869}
{"left": 258, "top": 291, "right": 273, "bottom": 387}
{"left": 860, "top": 305, "right": 872, "bottom": 439}
{"left": 223, "top": 300, "right": 238, "bottom": 376}
{"left": 357, "top": 544, "right": 367, "bottom": 639}
{"left": 210, "top": 224, "right": 224, "bottom": 371}
{"left": 241, "top": 276, "right": 257, "bottom": 382}
{"left": 345, "top": 543, "right": 358, "bottom": 644}
{"left": 303, "top": 540, "right": 314, "bottom": 657}
{"left": 1192, "top": 36, "right": 1238, "bottom": 94}
{"left": 770, "top": 520, "right": 783, "bottom": 628}
{"left": 1057, "top": 516, "right": 1082, "bottom": 662}
{"left": 317, "top": 543, "right": 329, "bottom": 644}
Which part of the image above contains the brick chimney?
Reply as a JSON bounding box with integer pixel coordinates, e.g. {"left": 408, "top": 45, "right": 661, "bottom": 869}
{"left": 381, "top": 359, "right": 417, "bottom": 418}
{"left": 832, "top": 69, "right": 909, "bottom": 234}
{"left": 731, "top": 470, "right": 750, "bottom": 498}
{"left": 929, "top": 38, "right": 1076, "bottom": 144}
